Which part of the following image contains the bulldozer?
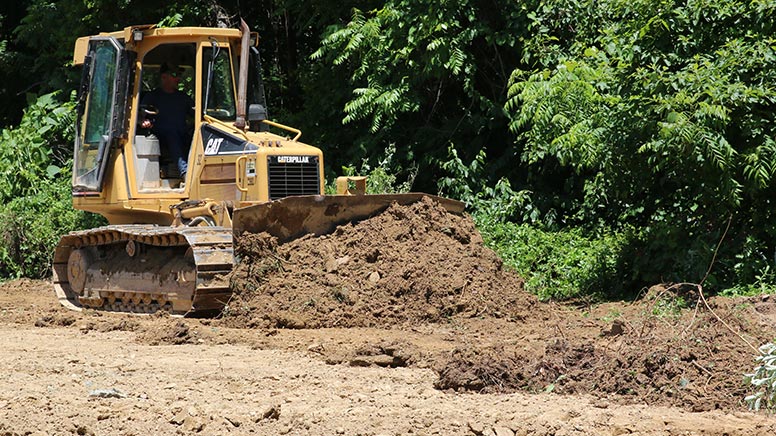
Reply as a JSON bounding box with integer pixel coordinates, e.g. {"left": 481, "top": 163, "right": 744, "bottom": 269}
{"left": 53, "top": 21, "right": 463, "bottom": 316}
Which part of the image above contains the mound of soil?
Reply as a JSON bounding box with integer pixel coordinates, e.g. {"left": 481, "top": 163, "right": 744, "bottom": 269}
{"left": 136, "top": 319, "right": 200, "bottom": 345}
{"left": 225, "top": 196, "right": 536, "bottom": 328}
{"left": 435, "top": 287, "right": 776, "bottom": 411}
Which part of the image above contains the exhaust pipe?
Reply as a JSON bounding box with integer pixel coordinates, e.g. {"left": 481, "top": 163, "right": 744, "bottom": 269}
{"left": 235, "top": 18, "right": 250, "bottom": 130}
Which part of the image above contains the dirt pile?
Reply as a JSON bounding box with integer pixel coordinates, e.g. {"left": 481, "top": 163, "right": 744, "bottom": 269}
{"left": 435, "top": 286, "right": 776, "bottom": 411}
{"left": 225, "top": 196, "right": 536, "bottom": 329}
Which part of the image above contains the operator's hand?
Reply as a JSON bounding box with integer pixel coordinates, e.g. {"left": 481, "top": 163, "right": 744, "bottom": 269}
{"left": 141, "top": 119, "right": 153, "bottom": 129}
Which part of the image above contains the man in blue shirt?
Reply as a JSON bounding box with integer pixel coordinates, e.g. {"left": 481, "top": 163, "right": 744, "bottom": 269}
{"left": 141, "top": 63, "right": 194, "bottom": 180}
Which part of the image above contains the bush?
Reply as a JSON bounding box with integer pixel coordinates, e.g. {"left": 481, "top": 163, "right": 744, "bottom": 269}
{"left": 476, "top": 219, "right": 627, "bottom": 301}
{"left": 745, "top": 343, "right": 776, "bottom": 411}
{"left": 0, "top": 91, "right": 105, "bottom": 279}
{"left": 439, "top": 143, "right": 776, "bottom": 300}
{"left": 440, "top": 144, "right": 628, "bottom": 301}
{"left": 0, "top": 92, "right": 74, "bottom": 201}
{"left": 327, "top": 143, "right": 417, "bottom": 194}
{"left": 501, "top": 1, "right": 776, "bottom": 297}
{"left": 0, "top": 170, "right": 105, "bottom": 279}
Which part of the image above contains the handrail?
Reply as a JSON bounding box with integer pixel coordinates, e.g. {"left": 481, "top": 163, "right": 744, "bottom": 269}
{"left": 261, "top": 119, "right": 302, "bottom": 141}
{"left": 203, "top": 115, "right": 302, "bottom": 142}
{"left": 235, "top": 155, "right": 248, "bottom": 200}
{"left": 203, "top": 115, "right": 251, "bottom": 142}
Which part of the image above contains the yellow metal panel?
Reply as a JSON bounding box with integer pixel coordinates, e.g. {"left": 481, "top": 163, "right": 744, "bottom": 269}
{"left": 201, "top": 163, "right": 236, "bottom": 184}
{"left": 72, "top": 37, "right": 90, "bottom": 65}
{"left": 200, "top": 184, "right": 241, "bottom": 202}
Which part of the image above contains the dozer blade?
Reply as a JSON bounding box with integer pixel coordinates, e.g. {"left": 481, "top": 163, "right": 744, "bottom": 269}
{"left": 232, "top": 194, "right": 465, "bottom": 242}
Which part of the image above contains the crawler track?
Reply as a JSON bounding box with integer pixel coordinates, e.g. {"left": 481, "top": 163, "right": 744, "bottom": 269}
{"left": 52, "top": 225, "right": 233, "bottom": 316}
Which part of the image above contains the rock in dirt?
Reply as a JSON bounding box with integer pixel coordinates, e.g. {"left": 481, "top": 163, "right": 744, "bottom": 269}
{"left": 493, "top": 427, "right": 515, "bottom": 436}
{"left": 256, "top": 404, "right": 281, "bottom": 421}
{"left": 34, "top": 314, "right": 76, "bottom": 327}
{"left": 223, "top": 414, "right": 242, "bottom": 427}
{"left": 349, "top": 354, "right": 400, "bottom": 367}
{"left": 181, "top": 416, "right": 205, "bottom": 432}
{"left": 468, "top": 421, "right": 485, "bottom": 435}
{"left": 602, "top": 319, "right": 626, "bottom": 336}
{"left": 88, "top": 388, "right": 127, "bottom": 399}
{"left": 347, "top": 341, "right": 416, "bottom": 367}
{"left": 170, "top": 410, "right": 187, "bottom": 425}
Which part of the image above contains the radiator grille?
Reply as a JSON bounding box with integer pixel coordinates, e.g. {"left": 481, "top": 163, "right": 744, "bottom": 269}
{"left": 267, "top": 155, "right": 320, "bottom": 200}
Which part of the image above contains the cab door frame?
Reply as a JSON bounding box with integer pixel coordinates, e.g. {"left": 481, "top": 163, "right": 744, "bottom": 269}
{"left": 73, "top": 36, "right": 134, "bottom": 195}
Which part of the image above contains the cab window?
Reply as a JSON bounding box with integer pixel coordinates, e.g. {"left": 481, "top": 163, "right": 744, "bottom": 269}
{"left": 202, "top": 45, "right": 236, "bottom": 121}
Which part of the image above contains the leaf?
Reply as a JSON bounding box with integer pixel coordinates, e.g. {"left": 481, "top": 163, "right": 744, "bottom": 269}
{"left": 46, "top": 165, "right": 61, "bottom": 178}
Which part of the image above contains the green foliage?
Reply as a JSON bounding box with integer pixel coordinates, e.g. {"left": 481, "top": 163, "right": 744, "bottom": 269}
{"left": 0, "top": 169, "right": 105, "bottom": 279}
{"left": 157, "top": 13, "right": 184, "bottom": 27}
{"left": 440, "top": 146, "right": 628, "bottom": 301}
{"left": 2, "top": 0, "right": 227, "bottom": 127}
{"left": 312, "top": 5, "right": 471, "bottom": 131}
{"left": 477, "top": 219, "right": 627, "bottom": 301}
{"left": 439, "top": 145, "right": 537, "bottom": 224}
{"left": 721, "top": 264, "right": 776, "bottom": 297}
{"left": 0, "top": 92, "right": 74, "bottom": 201}
{"left": 310, "top": 0, "right": 525, "bottom": 190}
{"left": 503, "top": 0, "right": 776, "bottom": 292}
{"left": 0, "top": 91, "right": 104, "bottom": 279}
{"left": 506, "top": 59, "right": 615, "bottom": 173}
{"left": 327, "top": 143, "right": 416, "bottom": 194}
{"left": 745, "top": 343, "right": 776, "bottom": 411}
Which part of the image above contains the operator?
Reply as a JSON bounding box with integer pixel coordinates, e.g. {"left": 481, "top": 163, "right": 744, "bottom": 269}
{"left": 141, "top": 63, "right": 194, "bottom": 179}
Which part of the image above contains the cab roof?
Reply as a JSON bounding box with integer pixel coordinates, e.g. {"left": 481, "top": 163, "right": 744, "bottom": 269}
{"left": 73, "top": 25, "right": 242, "bottom": 65}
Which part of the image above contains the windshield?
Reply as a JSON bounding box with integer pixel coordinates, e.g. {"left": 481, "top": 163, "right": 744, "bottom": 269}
{"left": 202, "top": 45, "right": 236, "bottom": 121}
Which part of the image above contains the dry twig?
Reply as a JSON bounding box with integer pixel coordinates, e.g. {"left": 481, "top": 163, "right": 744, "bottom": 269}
{"left": 666, "top": 214, "right": 759, "bottom": 353}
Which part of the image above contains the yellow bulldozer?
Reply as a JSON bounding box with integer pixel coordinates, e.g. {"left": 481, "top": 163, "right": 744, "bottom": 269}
{"left": 53, "top": 21, "right": 462, "bottom": 316}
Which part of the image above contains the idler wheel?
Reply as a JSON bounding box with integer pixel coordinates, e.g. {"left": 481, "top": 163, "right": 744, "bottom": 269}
{"left": 67, "top": 248, "right": 92, "bottom": 295}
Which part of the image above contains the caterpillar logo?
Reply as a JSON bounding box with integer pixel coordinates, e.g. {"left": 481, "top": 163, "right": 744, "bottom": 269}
{"left": 276, "top": 156, "right": 311, "bottom": 164}
{"left": 204, "top": 137, "right": 224, "bottom": 155}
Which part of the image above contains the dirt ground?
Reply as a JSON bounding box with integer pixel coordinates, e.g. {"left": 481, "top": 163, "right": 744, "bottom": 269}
{"left": 2, "top": 197, "right": 776, "bottom": 435}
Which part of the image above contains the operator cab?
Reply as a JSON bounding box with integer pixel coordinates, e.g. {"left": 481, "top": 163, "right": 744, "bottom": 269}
{"left": 135, "top": 43, "right": 197, "bottom": 190}
{"left": 134, "top": 41, "right": 241, "bottom": 192}
{"left": 72, "top": 30, "right": 244, "bottom": 196}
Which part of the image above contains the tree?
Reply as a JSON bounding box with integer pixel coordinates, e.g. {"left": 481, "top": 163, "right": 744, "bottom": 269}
{"left": 505, "top": 0, "right": 776, "bottom": 288}
{"left": 309, "top": 0, "right": 529, "bottom": 189}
